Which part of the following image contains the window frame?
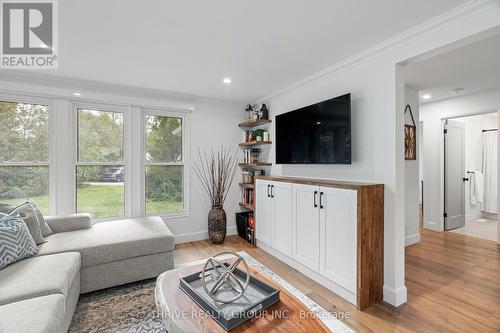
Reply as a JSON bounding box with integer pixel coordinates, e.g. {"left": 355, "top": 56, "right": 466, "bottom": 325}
{"left": 141, "top": 108, "right": 190, "bottom": 218}
{"left": 0, "top": 93, "right": 55, "bottom": 215}
{"left": 72, "top": 102, "right": 130, "bottom": 221}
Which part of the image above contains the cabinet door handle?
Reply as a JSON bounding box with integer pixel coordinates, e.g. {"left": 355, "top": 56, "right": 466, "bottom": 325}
{"left": 314, "top": 191, "right": 318, "bottom": 207}
{"left": 271, "top": 185, "right": 274, "bottom": 198}
{"left": 267, "top": 184, "right": 270, "bottom": 197}
{"left": 320, "top": 192, "right": 324, "bottom": 209}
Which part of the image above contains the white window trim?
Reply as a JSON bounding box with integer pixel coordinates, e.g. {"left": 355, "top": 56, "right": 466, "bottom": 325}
{"left": 0, "top": 93, "right": 55, "bottom": 215}
{"left": 1, "top": 91, "right": 191, "bottom": 221}
{"left": 141, "top": 108, "right": 190, "bottom": 218}
{"left": 71, "top": 101, "right": 131, "bottom": 221}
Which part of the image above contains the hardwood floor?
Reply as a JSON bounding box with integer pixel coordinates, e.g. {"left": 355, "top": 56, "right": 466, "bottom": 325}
{"left": 173, "top": 231, "right": 500, "bottom": 333}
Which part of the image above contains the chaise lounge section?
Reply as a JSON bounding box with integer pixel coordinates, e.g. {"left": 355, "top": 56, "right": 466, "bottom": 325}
{"left": 38, "top": 216, "right": 175, "bottom": 293}
{"left": 0, "top": 215, "right": 175, "bottom": 333}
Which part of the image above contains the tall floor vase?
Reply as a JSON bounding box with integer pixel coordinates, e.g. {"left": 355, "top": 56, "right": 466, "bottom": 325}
{"left": 208, "top": 205, "right": 226, "bottom": 244}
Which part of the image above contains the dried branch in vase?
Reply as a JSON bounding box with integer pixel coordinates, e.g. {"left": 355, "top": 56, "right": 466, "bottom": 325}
{"left": 193, "top": 146, "right": 239, "bottom": 207}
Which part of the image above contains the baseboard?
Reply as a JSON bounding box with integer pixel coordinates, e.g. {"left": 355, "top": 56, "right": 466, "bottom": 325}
{"left": 383, "top": 285, "right": 407, "bottom": 307}
{"left": 174, "top": 226, "right": 237, "bottom": 244}
{"left": 466, "top": 211, "right": 482, "bottom": 222}
{"left": 405, "top": 233, "right": 420, "bottom": 246}
{"left": 481, "top": 211, "right": 497, "bottom": 220}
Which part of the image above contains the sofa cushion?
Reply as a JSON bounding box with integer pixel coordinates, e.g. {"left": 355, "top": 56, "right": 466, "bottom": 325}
{"left": 0, "top": 213, "right": 39, "bottom": 269}
{"left": 0, "top": 252, "right": 80, "bottom": 306}
{"left": 37, "top": 217, "right": 174, "bottom": 267}
{"left": 0, "top": 294, "right": 65, "bottom": 333}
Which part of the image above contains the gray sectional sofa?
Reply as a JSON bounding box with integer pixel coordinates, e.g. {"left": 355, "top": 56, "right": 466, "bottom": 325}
{"left": 0, "top": 215, "right": 175, "bottom": 333}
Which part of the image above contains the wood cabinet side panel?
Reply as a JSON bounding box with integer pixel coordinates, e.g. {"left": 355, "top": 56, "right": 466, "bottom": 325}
{"left": 356, "top": 184, "right": 384, "bottom": 310}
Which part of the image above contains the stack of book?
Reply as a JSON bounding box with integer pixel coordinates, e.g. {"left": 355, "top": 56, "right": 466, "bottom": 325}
{"left": 242, "top": 188, "right": 254, "bottom": 207}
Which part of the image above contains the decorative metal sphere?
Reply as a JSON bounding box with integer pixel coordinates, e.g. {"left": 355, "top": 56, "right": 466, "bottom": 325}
{"left": 200, "top": 251, "right": 250, "bottom": 304}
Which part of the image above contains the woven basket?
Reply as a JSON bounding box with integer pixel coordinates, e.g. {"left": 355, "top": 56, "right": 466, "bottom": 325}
{"left": 242, "top": 172, "right": 254, "bottom": 184}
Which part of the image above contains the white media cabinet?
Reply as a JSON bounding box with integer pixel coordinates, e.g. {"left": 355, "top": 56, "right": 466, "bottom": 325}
{"left": 255, "top": 176, "right": 384, "bottom": 310}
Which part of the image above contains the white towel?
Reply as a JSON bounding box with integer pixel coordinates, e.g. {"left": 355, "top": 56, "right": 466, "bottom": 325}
{"left": 470, "top": 171, "right": 484, "bottom": 205}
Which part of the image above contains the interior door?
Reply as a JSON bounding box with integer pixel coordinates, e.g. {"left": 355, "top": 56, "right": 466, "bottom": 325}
{"left": 444, "top": 120, "right": 465, "bottom": 230}
{"left": 255, "top": 180, "right": 273, "bottom": 245}
{"left": 271, "top": 181, "right": 293, "bottom": 256}
{"left": 292, "top": 183, "right": 320, "bottom": 271}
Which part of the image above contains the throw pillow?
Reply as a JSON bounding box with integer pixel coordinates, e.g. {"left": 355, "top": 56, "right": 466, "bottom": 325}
{"left": 2, "top": 202, "right": 45, "bottom": 245}
{"left": 7, "top": 200, "right": 53, "bottom": 238}
{"left": 0, "top": 213, "right": 39, "bottom": 270}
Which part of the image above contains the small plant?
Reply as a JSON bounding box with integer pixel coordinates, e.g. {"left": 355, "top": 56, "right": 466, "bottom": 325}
{"left": 253, "top": 129, "right": 264, "bottom": 140}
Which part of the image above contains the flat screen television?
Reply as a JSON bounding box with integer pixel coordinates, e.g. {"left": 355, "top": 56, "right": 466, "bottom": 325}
{"left": 276, "top": 93, "right": 351, "bottom": 164}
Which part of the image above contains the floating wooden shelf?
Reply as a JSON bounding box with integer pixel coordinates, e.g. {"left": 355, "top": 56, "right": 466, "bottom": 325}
{"left": 239, "top": 202, "right": 254, "bottom": 210}
{"left": 239, "top": 162, "right": 272, "bottom": 167}
{"left": 239, "top": 141, "right": 272, "bottom": 147}
{"left": 238, "top": 119, "right": 272, "bottom": 128}
{"left": 239, "top": 182, "right": 255, "bottom": 189}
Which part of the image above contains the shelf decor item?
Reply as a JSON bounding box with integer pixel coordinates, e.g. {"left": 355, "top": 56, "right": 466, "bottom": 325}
{"left": 193, "top": 146, "right": 238, "bottom": 244}
{"left": 242, "top": 170, "right": 254, "bottom": 184}
{"left": 263, "top": 131, "right": 270, "bottom": 141}
{"left": 253, "top": 129, "right": 264, "bottom": 141}
{"left": 245, "top": 104, "right": 254, "bottom": 120}
{"left": 259, "top": 103, "right": 269, "bottom": 120}
{"left": 251, "top": 148, "right": 261, "bottom": 163}
{"left": 404, "top": 104, "right": 417, "bottom": 160}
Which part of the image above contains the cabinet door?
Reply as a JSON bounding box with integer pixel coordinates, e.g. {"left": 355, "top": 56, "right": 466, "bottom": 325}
{"left": 255, "top": 180, "right": 273, "bottom": 245}
{"left": 271, "top": 181, "right": 293, "bottom": 256}
{"left": 319, "top": 187, "right": 357, "bottom": 292}
{"left": 292, "top": 184, "right": 320, "bottom": 271}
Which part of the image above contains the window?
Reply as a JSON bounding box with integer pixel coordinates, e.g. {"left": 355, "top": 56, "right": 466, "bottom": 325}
{"left": 0, "top": 101, "right": 50, "bottom": 214}
{"left": 76, "top": 108, "right": 125, "bottom": 218}
{"left": 144, "top": 113, "right": 184, "bottom": 214}
{"left": 1, "top": 92, "right": 190, "bottom": 220}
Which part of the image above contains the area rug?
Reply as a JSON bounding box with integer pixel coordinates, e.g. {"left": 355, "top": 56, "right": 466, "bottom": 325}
{"left": 70, "top": 251, "right": 354, "bottom": 333}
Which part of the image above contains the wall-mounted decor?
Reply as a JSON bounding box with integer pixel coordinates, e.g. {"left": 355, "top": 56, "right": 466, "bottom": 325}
{"left": 404, "top": 104, "right": 417, "bottom": 160}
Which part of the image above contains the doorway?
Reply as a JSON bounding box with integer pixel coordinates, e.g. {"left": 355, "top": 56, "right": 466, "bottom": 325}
{"left": 444, "top": 113, "right": 498, "bottom": 240}
{"left": 404, "top": 32, "right": 500, "bottom": 243}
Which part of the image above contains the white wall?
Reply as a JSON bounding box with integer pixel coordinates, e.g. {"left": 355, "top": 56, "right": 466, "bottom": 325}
{"left": 0, "top": 77, "right": 246, "bottom": 244}
{"left": 171, "top": 99, "right": 245, "bottom": 243}
{"left": 256, "top": 0, "right": 500, "bottom": 306}
{"left": 404, "top": 86, "right": 420, "bottom": 246}
{"left": 420, "top": 88, "right": 500, "bottom": 231}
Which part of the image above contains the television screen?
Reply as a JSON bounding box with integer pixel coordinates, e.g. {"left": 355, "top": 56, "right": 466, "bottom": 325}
{"left": 276, "top": 93, "right": 351, "bottom": 164}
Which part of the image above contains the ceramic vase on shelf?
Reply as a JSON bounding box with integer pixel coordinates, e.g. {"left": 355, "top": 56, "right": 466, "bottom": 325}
{"left": 208, "top": 205, "right": 227, "bottom": 244}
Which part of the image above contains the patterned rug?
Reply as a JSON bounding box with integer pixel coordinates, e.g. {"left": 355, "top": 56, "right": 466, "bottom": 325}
{"left": 69, "top": 279, "right": 165, "bottom": 333}
{"left": 69, "top": 252, "right": 353, "bottom": 333}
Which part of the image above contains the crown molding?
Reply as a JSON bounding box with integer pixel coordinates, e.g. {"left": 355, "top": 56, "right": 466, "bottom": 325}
{"left": 254, "top": 0, "right": 498, "bottom": 103}
{"left": 0, "top": 71, "right": 228, "bottom": 105}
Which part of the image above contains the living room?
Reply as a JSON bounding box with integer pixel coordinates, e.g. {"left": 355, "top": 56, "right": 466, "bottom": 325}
{"left": 0, "top": 1, "right": 499, "bottom": 333}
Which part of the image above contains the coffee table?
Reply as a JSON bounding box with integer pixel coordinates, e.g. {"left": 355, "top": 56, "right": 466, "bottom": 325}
{"left": 155, "top": 261, "right": 332, "bottom": 333}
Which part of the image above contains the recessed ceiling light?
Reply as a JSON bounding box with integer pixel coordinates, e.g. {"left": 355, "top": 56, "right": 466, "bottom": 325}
{"left": 73, "top": 92, "right": 81, "bottom": 96}
{"left": 450, "top": 88, "right": 464, "bottom": 95}
{"left": 422, "top": 94, "right": 431, "bottom": 100}
{"left": 222, "top": 78, "right": 232, "bottom": 85}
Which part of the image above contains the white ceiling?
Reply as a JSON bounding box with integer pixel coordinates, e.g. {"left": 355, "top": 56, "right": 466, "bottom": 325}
{"left": 23, "top": 0, "right": 470, "bottom": 101}
{"left": 405, "top": 33, "right": 500, "bottom": 104}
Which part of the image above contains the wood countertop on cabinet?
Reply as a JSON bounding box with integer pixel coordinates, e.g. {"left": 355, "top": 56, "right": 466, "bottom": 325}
{"left": 255, "top": 175, "right": 383, "bottom": 190}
